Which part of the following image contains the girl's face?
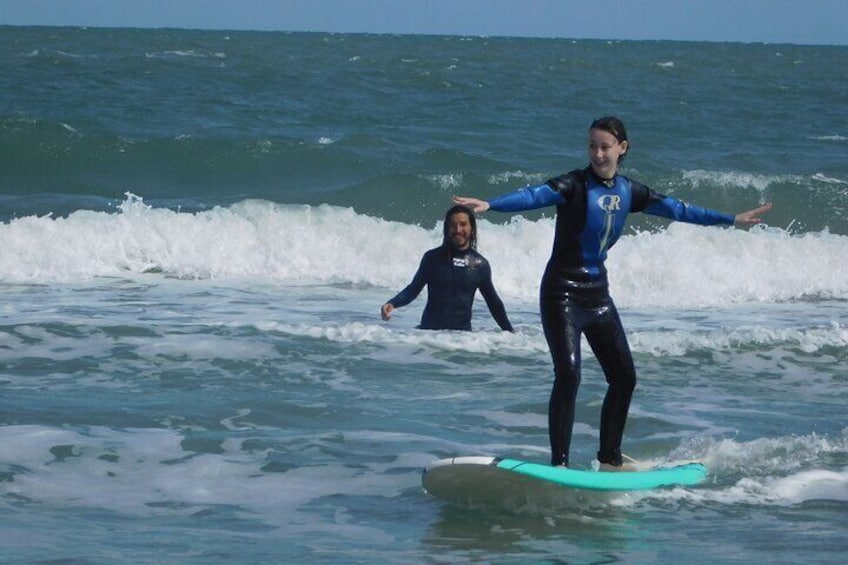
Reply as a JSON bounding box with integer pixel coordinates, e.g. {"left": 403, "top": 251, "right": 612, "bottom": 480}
{"left": 588, "top": 128, "right": 628, "bottom": 180}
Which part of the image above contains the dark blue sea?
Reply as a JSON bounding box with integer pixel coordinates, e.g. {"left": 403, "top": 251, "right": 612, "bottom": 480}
{"left": 1, "top": 26, "right": 847, "bottom": 563}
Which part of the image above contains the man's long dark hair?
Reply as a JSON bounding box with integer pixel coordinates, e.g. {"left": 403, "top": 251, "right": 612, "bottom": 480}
{"left": 442, "top": 204, "right": 477, "bottom": 250}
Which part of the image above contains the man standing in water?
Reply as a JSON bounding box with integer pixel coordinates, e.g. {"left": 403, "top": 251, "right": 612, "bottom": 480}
{"left": 381, "top": 205, "right": 514, "bottom": 332}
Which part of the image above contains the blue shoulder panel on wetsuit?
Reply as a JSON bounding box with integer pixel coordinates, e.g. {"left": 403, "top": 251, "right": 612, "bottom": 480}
{"left": 488, "top": 184, "right": 565, "bottom": 212}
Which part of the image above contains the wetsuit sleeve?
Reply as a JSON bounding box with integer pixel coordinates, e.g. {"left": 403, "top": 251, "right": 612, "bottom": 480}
{"left": 632, "top": 182, "right": 735, "bottom": 226}
{"left": 487, "top": 183, "right": 565, "bottom": 212}
{"left": 386, "top": 255, "right": 428, "bottom": 308}
{"left": 477, "top": 261, "right": 514, "bottom": 332}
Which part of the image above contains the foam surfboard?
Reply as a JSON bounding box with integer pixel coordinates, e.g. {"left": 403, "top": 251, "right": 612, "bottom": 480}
{"left": 422, "top": 456, "right": 707, "bottom": 509}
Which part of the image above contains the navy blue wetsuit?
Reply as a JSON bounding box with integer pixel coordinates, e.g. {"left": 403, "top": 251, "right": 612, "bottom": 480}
{"left": 386, "top": 245, "right": 513, "bottom": 332}
{"left": 489, "top": 167, "right": 734, "bottom": 466}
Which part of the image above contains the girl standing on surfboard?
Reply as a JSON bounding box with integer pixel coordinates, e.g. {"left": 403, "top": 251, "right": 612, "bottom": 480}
{"left": 453, "top": 116, "right": 772, "bottom": 469}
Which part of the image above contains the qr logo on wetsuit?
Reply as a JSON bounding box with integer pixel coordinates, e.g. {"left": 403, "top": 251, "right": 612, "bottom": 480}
{"left": 597, "top": 194, "right": 621, "bottom": 211}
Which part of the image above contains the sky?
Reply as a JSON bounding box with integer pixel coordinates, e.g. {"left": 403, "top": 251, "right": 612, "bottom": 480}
{"left": 0, "top": 0, "right": 846, "bottom": 46}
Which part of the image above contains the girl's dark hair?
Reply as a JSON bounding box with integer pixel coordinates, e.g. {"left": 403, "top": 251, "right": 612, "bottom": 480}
{"left": 442, "top": 204, "right": 477, "bottom": 250}
{"left": 590, "top": 116, "right": 629, "bottom": 162}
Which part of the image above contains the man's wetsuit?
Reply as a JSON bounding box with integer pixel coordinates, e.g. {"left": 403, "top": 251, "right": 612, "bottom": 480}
{"left": 488, "top": 166, "right": 734, "bottom": 466}
{"left": 386, "top": 245, "right": 513, "bottom": 332}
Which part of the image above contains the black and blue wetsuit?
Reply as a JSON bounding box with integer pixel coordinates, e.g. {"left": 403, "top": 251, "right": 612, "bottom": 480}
{"left": 386, "top": 245, "right": 513, "bottom": 332}
{"left": 489, "top": 166, "right": 734, "bottom": 466}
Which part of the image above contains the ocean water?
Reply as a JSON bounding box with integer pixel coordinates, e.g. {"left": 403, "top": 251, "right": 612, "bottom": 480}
{"left": 1, "top": 26, "right": 847, "bottom": 563}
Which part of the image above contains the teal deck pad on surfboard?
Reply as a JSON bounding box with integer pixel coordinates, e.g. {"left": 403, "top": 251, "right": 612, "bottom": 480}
{"left": 422, "top": 456, "right": 708, "bottom": 508}
{"left": 494, "top": 457, "right": 707, "bottom": 490}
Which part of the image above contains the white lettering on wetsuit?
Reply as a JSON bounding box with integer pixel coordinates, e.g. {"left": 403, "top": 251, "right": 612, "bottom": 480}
{"left": 597, "top": 194, "right": 621, "bottom": 257}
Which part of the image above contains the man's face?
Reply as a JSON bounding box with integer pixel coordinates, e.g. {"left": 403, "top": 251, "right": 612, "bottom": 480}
{"left": 448, "top": 212, "right": 473, "bottom": 250}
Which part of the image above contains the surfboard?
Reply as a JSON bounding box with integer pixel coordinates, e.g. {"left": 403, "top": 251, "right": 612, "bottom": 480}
{"left": 422, "top": 456, "right": 707, "bottom": 509}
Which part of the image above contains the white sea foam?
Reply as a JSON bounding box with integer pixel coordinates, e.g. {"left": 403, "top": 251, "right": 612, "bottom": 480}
{"left": 255, "top": 320, "right": 549, "bottom": 355}
{"left": 627, "top": 320, "right": 848, "bottom": 356}
{"left": 0, "top": 424, "right": 412, "bottom": 523}
{"left": 615, "top": 431, "right": 848, "bottom": 507}
{"left": 810, "top": 135, "right": 847, "bottom": 142}
{"left": 248, "top": 317, "right": 848, "bottom": 358}
{"left": 1, "top": 388, "right": 843, "bottom": 520}
{"left": 1, "top": 195, "right": 847, "bottom": 310}
{"left": 812, "top": 172, "right": 848, "bottom": 184}
{"left": 681, "top": 169, "right": 796, "bottom": 192}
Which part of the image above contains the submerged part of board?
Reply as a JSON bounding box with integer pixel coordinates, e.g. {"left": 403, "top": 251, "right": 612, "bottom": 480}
{"left": 422, "top": 456, "right": 707, "bottom": 510}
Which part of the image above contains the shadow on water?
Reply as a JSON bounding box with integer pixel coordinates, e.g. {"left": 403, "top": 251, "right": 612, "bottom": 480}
{"left": 420, "top": 491, "right": 638, "bottom": 561}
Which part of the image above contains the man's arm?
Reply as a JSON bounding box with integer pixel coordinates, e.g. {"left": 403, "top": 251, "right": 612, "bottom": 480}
{"left": 477, "top": 262, "right": 514, "bottom": 332}
{"left": 381, "top": 254, "right": 429, "bottom": 321}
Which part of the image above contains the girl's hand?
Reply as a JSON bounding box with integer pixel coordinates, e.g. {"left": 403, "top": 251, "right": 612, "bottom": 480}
{"left": 734, "top": 202, "right": 773, "bottom": 227}
{"left": 452, "top": 195, "right": 490, "bottom": 213}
